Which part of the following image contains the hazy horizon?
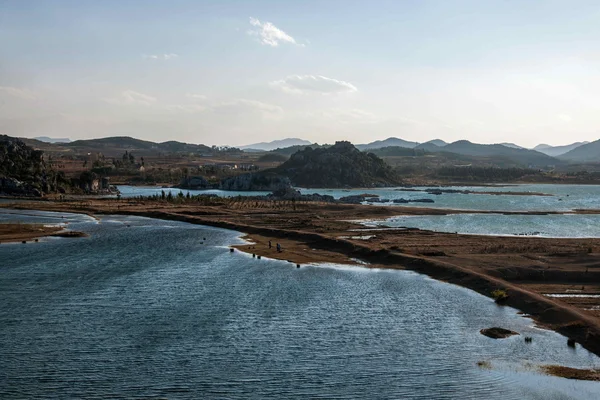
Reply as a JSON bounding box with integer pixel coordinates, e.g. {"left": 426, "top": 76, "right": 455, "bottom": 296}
{"left": 2, "top": 0, "right": 600, "bottom": 147}
{"left": 21, "top": 134, "right": 594, "bottom": 150}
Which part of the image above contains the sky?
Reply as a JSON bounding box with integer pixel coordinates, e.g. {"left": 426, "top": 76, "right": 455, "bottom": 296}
{"left": 1, "top": 0, "right": 600, "bottom": 148}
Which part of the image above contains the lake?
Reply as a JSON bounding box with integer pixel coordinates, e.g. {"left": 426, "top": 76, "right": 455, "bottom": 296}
{"left": 117, "top": 184, "right": 600, "bottom": 212}
{"left": 115, "top": 184, "right": 600, "bottom": 238}
{"left": 1, "top": 210, "right": 599, "bottom": 399}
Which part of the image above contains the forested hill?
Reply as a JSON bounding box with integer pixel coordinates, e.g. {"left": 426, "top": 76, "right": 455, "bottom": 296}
{"left": 273, "top": 141, "right": 401, "bottom": 188}
{"left": 64, "top": 137, "right": 216, "bottom": 155}
{"left": 559, "top": 139, "right": 600, "bottom": 162}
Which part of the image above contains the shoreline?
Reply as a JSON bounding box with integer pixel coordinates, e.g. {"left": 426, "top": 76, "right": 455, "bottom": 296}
{"left": 2, "top": 198, "right": 600, "bottom": 361}
{"left": 0, "top": 222, "right": 87, "bottom": 243}
{"left": 0, "top": 223, "right": 88, "bottom": 243}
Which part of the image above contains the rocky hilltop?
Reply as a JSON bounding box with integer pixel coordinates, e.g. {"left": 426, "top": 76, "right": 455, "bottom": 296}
{"left": 274, "top": 141, "right": 401, "bottom": 188}
{"left": 0, "top": 135, "right": 67, "bottom": 196}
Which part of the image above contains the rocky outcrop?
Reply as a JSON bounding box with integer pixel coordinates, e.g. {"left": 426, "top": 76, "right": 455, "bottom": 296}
{"left": 273, "top": 141, "right": 401, "bottom": 188}
{"left": 0, "top": 135, "right": 68, "bottom": 196}
{"left": 268, "top": 187, "right": 335, "bottom": 202}
{"left": 0, "top": 177, "right": 42, "bottom": 197}
{"left": 392, "top": 198, "right": 435, "bottom": 204}
{"left": 339, "top": 194, "right": 379, "bottom": 204}
{"left": 480, "top": 327, "right": 519, "bottom": 339}
{"left": 179, "top": 176, "right": 210, "bottom": 190}
{"left": 220, "top": 172, "right": 291, "bottom": 191}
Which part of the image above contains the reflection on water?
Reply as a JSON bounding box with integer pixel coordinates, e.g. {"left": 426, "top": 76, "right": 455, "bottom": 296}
{"left": 117, "top": 185, "right": 271, "bottom": 198}
{"left": 299, "top": 184, "right": 600, "bottom": 212}
{"left": 1, "top": 210, "right": 599, "bottom": 399}
{"left": 117, "top": 183, "right": 600, "bottom": 213}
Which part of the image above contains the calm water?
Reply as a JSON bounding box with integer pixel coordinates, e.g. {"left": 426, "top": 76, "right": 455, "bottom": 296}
{"left": 117, "top": 183, "right": 600, "bottom": 212}
{"left": 299, "top": 184, "right": 600, "bottom": 212}
{"left": 115, "top": 184, "right": 600, "bottom": 238}
{"left": 359, "top": 213, "right": 600, "bottom": 238}
{"left": 117, "top": 185, "right": 271, "bottom": 199}
{"left": 1, "top": 210, "right": 600, "bottom": 399}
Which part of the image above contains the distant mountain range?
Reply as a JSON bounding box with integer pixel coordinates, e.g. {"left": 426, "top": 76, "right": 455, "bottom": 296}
{"left": 65, "top": 137, "right": 213, "bottom": 156}
{"left": 22, "top": 136, "right": 216, "bottom": 157}
{"left": 426, "top": 139, "right": 447, "bottom": 147}
{"left": 356, "top": 137, "right": 419, "bottom": 150}
{"left": 355, "top": 137, "right": 595, "bottom": 157}
{"left": 34, "top": 136, "right": 71, "bottom": 143}
{"left": 17, "top": 134, "right": 599, "bottom": 167}
{"left": 558, "top": 139, "right": 600, "bottom": 162}
{"left": 534, "top": 142, "right": 590, "bottom": 157}
{"left": 239, "top": 138, "right": 312, "bottom": 151}
{"left": 438, "top": 140, "right": 556, "bottom": 167}
{"left": 498, "top": 142, "right": 524, "bottom": 149}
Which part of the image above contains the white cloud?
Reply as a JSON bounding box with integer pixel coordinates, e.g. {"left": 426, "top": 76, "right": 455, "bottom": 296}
{"left": 105, "top": 90, "right": 157, "bottom": 106}
{"left": 247, "top": 17, "right": 300, "bottom": 47}
{"left": 0, "top": 86, "right": 37, "bottom": 100}
{"left": 142, "top": 53, "right": 178, "bottom": 60}
{"left": 270, "top": 75, "right": 358, "bottom": 94}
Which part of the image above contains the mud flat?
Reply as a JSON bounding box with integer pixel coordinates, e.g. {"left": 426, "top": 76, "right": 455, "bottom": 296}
{"left": 0, "top": 223, "right": 62, "bottom": 243}
{"left": 541, "top": 365, "right": 600, "bottom": 381}
{"left": 0, "top": 222, "right": 87, "bottom": 243}
{"left": 3, "top": 197, "right": 600, "bottom": 360}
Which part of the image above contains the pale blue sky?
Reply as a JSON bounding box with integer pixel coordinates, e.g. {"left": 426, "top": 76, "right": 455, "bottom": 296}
{"left": 1, "top": 0, "right": 600, "bottom": 147}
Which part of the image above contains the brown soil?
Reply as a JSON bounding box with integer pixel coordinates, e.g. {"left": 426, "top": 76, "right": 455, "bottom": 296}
{"left": 0, "top": 222, "right": 87, "bottom": 243}
{"left": 541, "top": 365, "right": 600, "bottom": 381}
{"left": 2, "top": 197, "right": 600, "bottom": 360}
{"left": 234, "top": 234, "right": 363, "bottom": 266}
{"left": 0, "top": 223, "right": 62, "bottom": 243}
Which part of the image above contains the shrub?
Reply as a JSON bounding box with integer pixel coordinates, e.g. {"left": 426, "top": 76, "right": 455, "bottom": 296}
{"left": 491, "top": 289, "right": 509, "bottom": 303}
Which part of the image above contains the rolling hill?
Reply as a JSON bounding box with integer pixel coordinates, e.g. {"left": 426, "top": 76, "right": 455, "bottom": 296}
{"left": 534, "top": 142, "right": 590, "bottom": 157}
{"left": 239, "top": 138, "right": 312, "bottom": 151}
{"left": 414, "top": 142, "right": 442, "bottom": 151}
{"left": 34, "top": 136, "right": 71, "bottom": 143}
{"left": 425, "top": 139, "right": 447, "bottom": 147}
{"left": 498, "top": 142, "right": 524, "bottom": 149}
{"left": 559, "top": 139, "right": 600, "bottom": 162}
{"left": 431, "top": 141, "right": 559, "bottom": 167}
{"left": 356, "top": 137, "right": 419, "bottom": 150}
{"left": 60, "top": 136, "right": 215, "bottom": 156}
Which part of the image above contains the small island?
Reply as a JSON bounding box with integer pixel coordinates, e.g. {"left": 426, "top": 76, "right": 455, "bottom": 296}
{"left": 0, "top": 223, "right": 86, "bottom": 243}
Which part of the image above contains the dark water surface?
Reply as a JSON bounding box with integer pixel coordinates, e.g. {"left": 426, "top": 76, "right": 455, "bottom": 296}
{"left": 1, "top": 210, "right": 599, "bottom": 399}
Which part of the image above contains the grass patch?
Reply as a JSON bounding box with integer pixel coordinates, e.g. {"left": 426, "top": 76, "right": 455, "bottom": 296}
{"left": 491, "top": 289, "right": 509, "bottom": 304}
